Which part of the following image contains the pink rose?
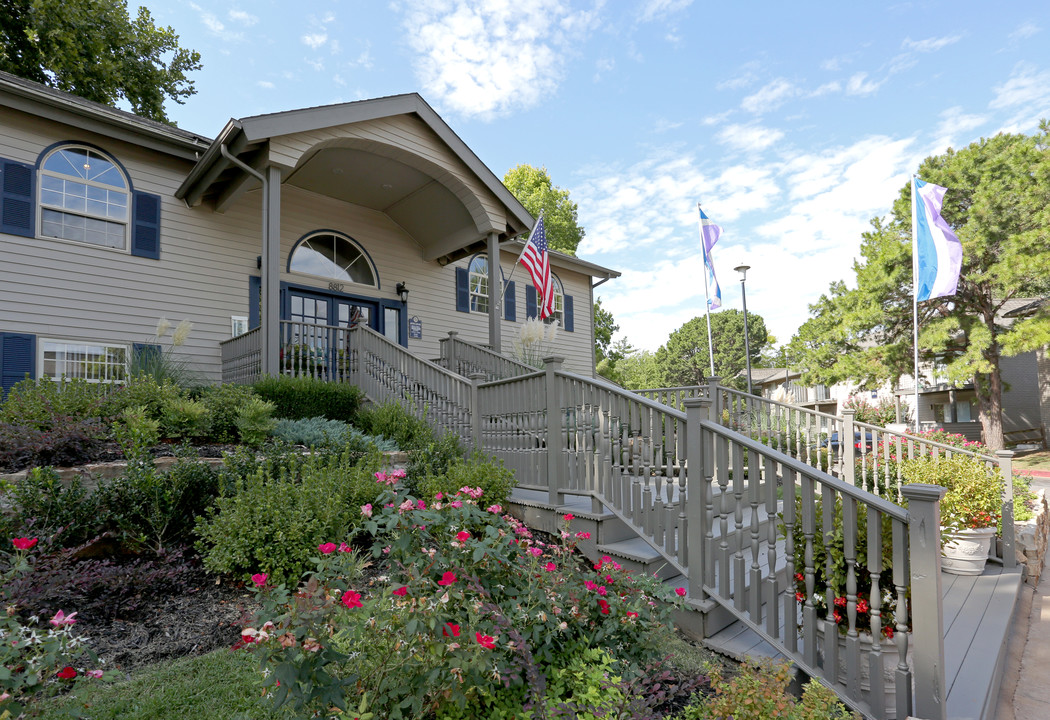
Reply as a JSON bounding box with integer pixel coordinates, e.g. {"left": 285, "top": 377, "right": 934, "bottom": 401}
{"left": 49, "top": 610, "right": 77, "bottom": 627}
{"left": 361, "top": 504, "right": 373, "bottom": 518}
{"left": 455, "top": 531, "right": 471, "bottom": 541}
{"left": 437, "top": 571, "right": 457, "bottom": 586}
{"left": 341, "top": 590, "right": 363, "bottom": 609}
{"left": 318, "top": 543, "right": 337, "bottom": 555}
{"left": 544, "top": 562, "right": 556, "bottom": 572}
{"left": 12, "top": 537, "right": 38, "bottom": 550}
{"left": 251, "top": 573, "right": 268, "bottom": 587}
{"left": 675, "top": 587, "right": 687, "bottom": 597}
{"left": 393, "top": 586, "right": 408, "bottom": 597}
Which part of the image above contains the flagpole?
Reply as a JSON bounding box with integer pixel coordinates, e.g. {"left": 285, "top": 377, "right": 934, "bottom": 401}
{"left": 698, "top": 202, "right": 717, "bottom": 377}
{"left": 911, "top": 174, "right": 920, "bottom": 433}
{"left": 500, "top": 209, "right": 544, "bottom": 307}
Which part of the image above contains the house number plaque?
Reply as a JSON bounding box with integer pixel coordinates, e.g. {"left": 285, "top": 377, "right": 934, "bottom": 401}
{"left": 327, "top": 282, "right": 345, "bottom": 292}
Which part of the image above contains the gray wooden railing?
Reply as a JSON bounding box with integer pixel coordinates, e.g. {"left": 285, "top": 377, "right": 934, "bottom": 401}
{"left": 438, "top": 331, "right": 538, "bottom": 381}
{"left": 475, "top": 358, "right": 945, "bottom": 720}
{"left": 350, "top": 325, "right": 474, "bottom": 446}
{"left": 219, "top": 327, "right": 261, "bottom": 384}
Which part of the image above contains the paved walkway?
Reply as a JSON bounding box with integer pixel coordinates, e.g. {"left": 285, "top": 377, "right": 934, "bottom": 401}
{"left": 994, "top": 474, "right": 1050, "bottom": 720}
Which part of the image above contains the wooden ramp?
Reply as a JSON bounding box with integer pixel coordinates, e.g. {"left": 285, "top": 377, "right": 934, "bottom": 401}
{"left": 704, "top": 563, "right": 1025, "bottom": 720}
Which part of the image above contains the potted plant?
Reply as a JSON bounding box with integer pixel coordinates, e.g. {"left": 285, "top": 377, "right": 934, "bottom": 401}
{"left": 902, "top": 455, "right": 1004, "bottom": 576}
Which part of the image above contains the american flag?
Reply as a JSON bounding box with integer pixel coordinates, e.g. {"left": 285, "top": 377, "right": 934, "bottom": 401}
{"left": 519, "top": 215, "right": 555, "bottom": 319}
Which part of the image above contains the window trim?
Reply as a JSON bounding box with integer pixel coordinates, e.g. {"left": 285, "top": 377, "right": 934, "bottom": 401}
{"left": 37, "top": 337, "right": 130, "bottom": 384}
{"left": 36, "top": 143, "right": 131, "bottom": 253}
{"left": 545, "top": 273, "right": 565, "bottom": 326}
{"left": 465, "top": 252, "right": 506, "bottom": 315}
{"left": 468, "top": 254, "right": 489, "bottom": 313}
{"left": 287, "top": 229, "right": 380, "bottom": 289}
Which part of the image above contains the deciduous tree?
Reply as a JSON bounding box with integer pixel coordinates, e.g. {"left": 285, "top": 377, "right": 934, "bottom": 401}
{"left": 789, "top": 124, "right": 1050, "bottom": 450}
{"left": 656, "top": 310, "right": 768, "bottom": 390}
{"left": 0, "top": 0, "right": 201, "bottom": 123}
{"left": 503, "top": 164, "right": 585, "bottom": 255}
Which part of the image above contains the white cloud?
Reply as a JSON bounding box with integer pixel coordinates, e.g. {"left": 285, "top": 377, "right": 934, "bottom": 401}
{"left": 717, "top": 123, "right": 785, "bottom": 152}
{"left": 302, "top": 33, "right": 328, "bottom": 49}
{"left": 638, "top": 0, "right": 693, "bottom": 22}
{"left": 228, "top": 9, "right": 259, "bottom": 26}
{"left": 989, "top": 62, "right": 1050, "bottom": 109}
{"left": 845, "top": 72, "right": 883, "bottom": 95}
{"left": 594, "top": 56, "right": 615, "bottom": 81}
{"left": 701, "top": 110, "right": 732, "bottom": 126}
{"left": 741, "top": 78, "right": 797, "bottom": 113}
{"left": 717, "top": 62, "right": 760, "bottom": 91}
{"left": 189, "top": 3, "right": 243, "bottom": 41}
{"left": 810, "top": 81, "right": 841, "bottom": 97}
{"left": 256, "top": 80, "right": 275, "bottom": 89}
{"left": 1009, "top": 22, "right": 1040, "bottom": 40}
{"left": 903, "top": 35, "right": 962, "bottom": 53}
{"left": 930, "top": 107, "right": 986, "bottom": 153}
{"left": 398, "top": 0, "right": 600, "bottom": 120}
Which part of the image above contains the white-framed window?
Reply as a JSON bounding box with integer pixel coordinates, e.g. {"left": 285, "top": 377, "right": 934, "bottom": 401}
{"left": 468, "top": 255, "right": 488, "bottom": 313}
{"left": 39, "top": 339, "right": 129, "bottom": 383}
{"left": 545, "top": 274, "right": 564, "bottom": 326}
{"left": 231, "top": 316, "right": 249, "bottom": 337}
{"left": 38, "top": 145, "right": 129, "bottom": 250}
{"left": 288, "top": 231, "right": 377, "bottom": 286}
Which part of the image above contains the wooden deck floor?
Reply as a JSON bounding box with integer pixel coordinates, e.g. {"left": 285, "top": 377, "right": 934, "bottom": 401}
{"left": 704, "top": 563, "right": 1025, "bottom": 720}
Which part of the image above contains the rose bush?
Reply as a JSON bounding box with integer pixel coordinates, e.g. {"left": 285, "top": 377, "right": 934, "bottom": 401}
{"left": 242, "top": 482, "right": 685, "bottom": 719}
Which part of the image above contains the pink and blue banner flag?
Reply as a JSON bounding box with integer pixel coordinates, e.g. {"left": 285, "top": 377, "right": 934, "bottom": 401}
{"left": 699, "top": 206, "right": 723, "bottom": 309}
{"left": 914, "top": 178, "right": 962, "bottom": 302}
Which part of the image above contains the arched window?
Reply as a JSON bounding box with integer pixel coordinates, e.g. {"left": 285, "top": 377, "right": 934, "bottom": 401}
{"left": 289, "top": 232, "right": 377, "bottom": 286}
{"left": 547, "top": 274, "right": 565, "bottom": 325}
{"left": 468, "top": 255, "right": 488, "bottom": 313}
{"left": 39, "top": 145, "right": 129, "bottom": 249}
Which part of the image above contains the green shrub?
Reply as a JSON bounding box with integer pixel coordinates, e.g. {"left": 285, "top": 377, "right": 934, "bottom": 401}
{"left": 0, "top": 376, "right": 110, "bottom": 430}
{"left": 113, "top": 405, "right": 160, "bottom": 453}
{"left": 9, "top": 467, "right": 106, "bottom": 546}
{"left": 679, "top": 659, "right": 858, "bottom": 719}
{"left": 196, "top": 449, "right": 384, "bottom": 583}
{"left": 196, "top": 384, "right": 255, "bottom": 443}
{"left": 357, "top": 401, "right": 435, "bottom": 451}
{"left": 344, "top": 426, "right": 398, "bottom": 453}
{"left": 415, "top": 451, "right": 515, "bottom": 507}
{"left": 244, "top": 493, "right": 685, "bottom": 719}
{"left": 160, "top": 396, "right": 211, "bottom": 441}
{"left": 902, "top": 454, "right": 1027, "bottom": 534}
{"left": 406, "top": 432, "right": 464, "bottom": 481}
{"left": 252, "top": 375, "right": 363, "bottom": 422}
{"left": 842, "top": 395, "right": 898, "bottom": 427}
{"left": 272, "top": 417, "right": 351, "bottom": 447}
{"left": 102, "top": 375, "right": 185, "bottom": 423}
{"left": 235, "top": 396, "right": 276, "bottom": 447}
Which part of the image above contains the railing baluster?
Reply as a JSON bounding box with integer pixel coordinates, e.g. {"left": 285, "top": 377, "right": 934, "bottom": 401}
{"left": 801, "top": 474, "right": 818, "bottom": 668}
{"left": 822, "top": 483, "right": 839, "bottom": 683}
{"left": 843, "top": 494, "right": 860, "bottom": 700}
{"left": 867, "top": 505, "right": 886, "bottom": 718}
{"left": 732, "top": 441, "right": 746, "bottom": 612}
{"left": 782, "top": 467, "right": 798, "bottom": 654}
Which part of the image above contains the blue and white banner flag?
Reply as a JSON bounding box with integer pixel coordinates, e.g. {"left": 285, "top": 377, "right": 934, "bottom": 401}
{"left": 698, "top": 206, "right": 723, "bottom": 310}
{"left": 914, "top": 178, "right": 962, "bottom": 302}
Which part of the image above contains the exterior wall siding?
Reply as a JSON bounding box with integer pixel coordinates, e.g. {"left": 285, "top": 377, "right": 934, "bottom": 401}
{"left": 0, "top": 105, "right": 600, "bottom": 383}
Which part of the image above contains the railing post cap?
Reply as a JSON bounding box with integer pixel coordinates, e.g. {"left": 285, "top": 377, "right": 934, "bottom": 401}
{"left": 900, "top": 483, "right": 947, "bottom": 502}
{"left": 447, "top": 330, "right": 458, "bottom": 338}
{"left": 683, "top": 397, "right": 712, "bottom": 408}
{"left": 707, "top": 375, "right": 721, "bottom": 383}
{"left": 543, "top": 355, "right": 565, "bottom": 366}
{"left": 995, "top": 449, "right": 1015, "bottom": 459}
{"left": 468, "top": 372, "right": 486, "bottom": 381}
{"left": 842, "top": 408, "right": 857, "bottom": 417}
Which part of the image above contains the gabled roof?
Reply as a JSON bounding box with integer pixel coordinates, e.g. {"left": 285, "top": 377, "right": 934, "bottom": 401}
{"left": 175, "top": 93, "right": 532, "bottom": 236}
{"left": 0, "top": 70, "right": 209, "bottom": 160}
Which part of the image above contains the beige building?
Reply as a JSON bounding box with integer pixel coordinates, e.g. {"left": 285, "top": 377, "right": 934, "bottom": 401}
{"left": 0, "top": 72, "right": 617, "bottom": 393}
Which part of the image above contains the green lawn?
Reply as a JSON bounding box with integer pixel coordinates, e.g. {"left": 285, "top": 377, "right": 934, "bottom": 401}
{"left": 1014, "top": 450, "right": 1050, "bottom": 473}
{"left": 30, "top": 648, "right": 285, "bottom": 720}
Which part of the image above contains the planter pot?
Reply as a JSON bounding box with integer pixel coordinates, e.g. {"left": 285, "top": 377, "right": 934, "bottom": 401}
{"left": 816, "top": 620, "right": 912, "bottom": 719}
{"left": 942, "top": 526, "right": 996, "bottom": 576}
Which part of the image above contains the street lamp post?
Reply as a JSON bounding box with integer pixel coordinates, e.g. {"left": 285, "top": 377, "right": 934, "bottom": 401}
{"left": 734, "top": 264, "right": 753, "bottom": 396}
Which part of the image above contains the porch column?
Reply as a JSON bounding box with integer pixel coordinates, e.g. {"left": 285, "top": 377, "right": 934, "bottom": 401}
{"left": 487, "top": 231, "right": 501, "bottom": 353}
{"left": 261, "top": 165, "right": 282, "bottom": 376}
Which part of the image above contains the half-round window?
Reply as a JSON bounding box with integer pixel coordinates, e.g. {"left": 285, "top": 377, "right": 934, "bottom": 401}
{"left": 39, "top": 145, "right": 129, "bottom": 249}
{"left": 289, "top": 232, "right": 377, "bottom": 286}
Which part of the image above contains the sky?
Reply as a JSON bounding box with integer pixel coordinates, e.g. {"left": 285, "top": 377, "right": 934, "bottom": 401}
{"left": 152, "top": 0, "right": 1050, "bottom": 353}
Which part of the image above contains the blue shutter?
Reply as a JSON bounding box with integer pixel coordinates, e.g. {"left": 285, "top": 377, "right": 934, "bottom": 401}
{"left": 564, "top": 295, "right": 574, "bottom": 332}
{"left": 249, "top": 276, "right": 261, "bottom": 329}
{"left": 455, "top": 267, "right": 470, "bottom": 313}
{"left": 503, "top": 281, "right": 516, "bottom": 321}
{"left": 1, "top": 159, "right": 35, "bottom": 237}
{"left": 0, "top": 332, "right": 36, "bottom": 397}
{"left": 131, "top": 191, "right": 161, "bottom": 259}
{"left": 525, "top": 285, "right": 537, "bottom": 319}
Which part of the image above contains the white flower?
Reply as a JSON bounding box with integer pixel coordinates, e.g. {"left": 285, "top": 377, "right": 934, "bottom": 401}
{"left": 171, "top": 319, "right": 193, "bottom": 346}
{"left": 155, "top": 317, "right": 172, "bottom": 338}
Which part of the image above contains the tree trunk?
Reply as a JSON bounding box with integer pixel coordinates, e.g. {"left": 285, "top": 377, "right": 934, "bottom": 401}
{"left": 974, "top": 369, "right": 1006, "bottom": 452}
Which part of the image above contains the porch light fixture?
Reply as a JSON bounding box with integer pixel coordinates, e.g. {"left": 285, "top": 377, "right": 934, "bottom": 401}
{"left": 734, "top": 264, "right": 753, "bottom": 396}
{"left": 396, "top": 282, "right": 409, "bottom": 303}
